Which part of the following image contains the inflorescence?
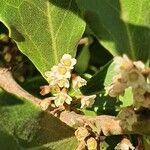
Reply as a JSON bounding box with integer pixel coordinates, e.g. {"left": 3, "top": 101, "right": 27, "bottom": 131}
{"left": 105, "top": 54, "right": 150, "bottom": 108}
{"left": 40, "top": 54, "right": 96, "bottom": 109}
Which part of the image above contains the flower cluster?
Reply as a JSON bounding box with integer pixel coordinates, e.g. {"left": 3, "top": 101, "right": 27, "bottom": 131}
{"left": 40, "top": 54, "right": 96, "bottom": 109}
{"left": 117, "top": 108, "right": 137, "bottom": 131}
{"left": 45, "top": 54, "right": 76, "bottom": 88}
{"left": 75, "top": 125, "right": 98, "bottom": 150}
{"left": 105, "top": 54, "right": 150, "bottom": 108}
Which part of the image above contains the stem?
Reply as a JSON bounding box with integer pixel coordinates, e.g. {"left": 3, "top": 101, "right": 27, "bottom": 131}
{"left": 0, "top": 67, "right": 150, "bottom": 136}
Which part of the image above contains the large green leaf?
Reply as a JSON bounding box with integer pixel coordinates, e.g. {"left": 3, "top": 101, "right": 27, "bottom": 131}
{"left": 143, "top": 136, "right": 150, "bottom": 150}
{"left": 0, "top": 89, "right": 78, "bottom": 150}
{"left": 0, "top": 0, "right": 85, "bottom": 78}
{"left": 81, "top": 61, "right": 112, "bottom": 95}
{"left": 75, "top": 44, "right": 90, "bottom": 74}
{"left": 76, "top": 0, "right": 150, "bottom": 63}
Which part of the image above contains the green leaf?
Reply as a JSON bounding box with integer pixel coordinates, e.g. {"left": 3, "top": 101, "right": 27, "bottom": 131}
{"left": 21, "top": 76, "right": 47, "bottom": 98}
{"left": 0, "top": 0, "right": 85, "bottom": 79}
{"left": 80, "top": 109, "right": 97, "bottom": 116}
{"left": 0, "top": 89, "right": 78, "bottom": 150}
{"left": 75, "top": 44, "right": 90, "bottom": 74}
{"left": 28, "top": 137, "right": 77, "bottom": 150}
{"left": 76, "top": 0, "right": 150, "bottom": 63}
{"left": 81, "top": 61, "right": 112, "bottom": 95}
{"left": 83, "top": 60, "right": 133, "bottom": 112}
{"left": 119, "top": 87, "right": 133, "bottom": 108}
{"left": 143, "top": 136, "right": 150, "bottom": 150}
{"left": 93, "top": 94, "right": 121, "bottom": 116}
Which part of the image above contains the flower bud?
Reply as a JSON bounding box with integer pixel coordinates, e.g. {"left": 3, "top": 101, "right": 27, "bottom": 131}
{"left": 75, "top": 127, "right": 89, "bottom": 141}
{"left": 86, "top": 137, "right": 97, "bottom": 150}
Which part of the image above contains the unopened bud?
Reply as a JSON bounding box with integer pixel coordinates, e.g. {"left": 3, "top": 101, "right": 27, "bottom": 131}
{"left": 4, "top": 52, "right": 12, "bottom": 62}
{"left": 0, "top": 34, "right": 9, "bottom": 42}
{"left": 86, "top": 137, "right": 97, "bottom": 150}
{"left": 40, "top": 85, "right": 51, "bottom": 95}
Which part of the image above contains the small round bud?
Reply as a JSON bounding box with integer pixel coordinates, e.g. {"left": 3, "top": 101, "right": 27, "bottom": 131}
{"left": 4, "top": 52, "right": 12, "bottom": 62}
{"left": 86, "top": 137, "right": 97, "bottom": 150}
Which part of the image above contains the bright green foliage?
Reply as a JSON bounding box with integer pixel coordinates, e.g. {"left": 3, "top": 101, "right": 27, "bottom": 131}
{"left": 0, "top": 0, "right": 85, "bottom": 79}
{"left": 76, "top": 0, "right": 150, "bottom": 63}
{"left": 0, "top": 90, "right": 77, "bottom": 150}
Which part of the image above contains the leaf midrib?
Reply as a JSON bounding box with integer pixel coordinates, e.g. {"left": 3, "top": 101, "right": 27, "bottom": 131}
{"left": 47, "top": 2, "right": 58, "bottom": 64}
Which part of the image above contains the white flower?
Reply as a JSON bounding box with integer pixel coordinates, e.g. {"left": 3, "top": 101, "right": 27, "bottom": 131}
{"left": 115, "top": 138, "right": 135, "bottom": 150}
{"left": 56, "top": 78, "right": 70, "bottom": 88}
{"left": 60, "top": 54, "right": 77, "bottom": 69}
{"left": 49, "top": 77, "right": 70, "bottom": 88}
{"left": 51, "top": 64, "right": 71, "bottom": 79}
{"left": 72, "top": 76, "right": 87, "bottom": 89}
{"left": 45, "top": 64, "right": 71, "bottom": 88}
{"left": 133, "top": 61, "right": 145, "bottom": 71}
{"left": 45, "top": 71, "right": 56, "bottom": 82}
{"left": 125, "top": 69, "right": 146, "bottom": 88}
{"left": 75, "top": 127, "right": 89, "bottom": 141}
{"left": 54, "top": 92, "right": 72, "bottom": 107}
{"left": 108, "top": 55, "right": 147, "bottom": 98}
{"left": 105, "top": 77, "right": 128, "bottom": 97}
{"left": 113, "top": 54, "right": 133, "bottom": 73}
{"left": 81, "top": 95, "right": 96, "bottom": 109}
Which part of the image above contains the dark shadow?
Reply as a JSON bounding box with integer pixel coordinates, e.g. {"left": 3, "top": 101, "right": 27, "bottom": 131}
{"left": 0, "top": 22, "right": 9, "bottom": 34}
{"left": 89, "top": 37, "right": 113, "bottom": 68}
{"left": 81, "top": 61, "right": 112, "bottom": 95}
{"left": 15, "top": 111, "right": 75, "bottom": 148}
{"left": 0, "top": 91, "right": 76, "bottom": 149}
{"left": 0, "top": 22, "right": 25, "bottom": 42}
{"left": 0, "top": 130, "right": 20, "bottom": 150}
{"left": 0, "top": 111, "right": 76, "bottom": 149}
{"left": 48, "top": 0, "right": 80, "bottom": 15}
{"left": 105, "top": 135, "right": 122, "bottom": 150}
{"left": 10, "top": 26, "right": 25, "bottom": 42}
{"left": 80, "top": 0, "right": 150, "bottom": 63}
{"left": 21, "top": 76, "right": 47, "bottom": 99}
{"left": 0, "top": 91, "right": 24, "bottom": 106}
{"left": 95, "top": 94, "right": 121, "bottom": 115}
{"left": 87, "top": 94, "right": 122, "bottom": 116}
{"left": 49, "top": 0, "right": 150, "bottom": 64}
